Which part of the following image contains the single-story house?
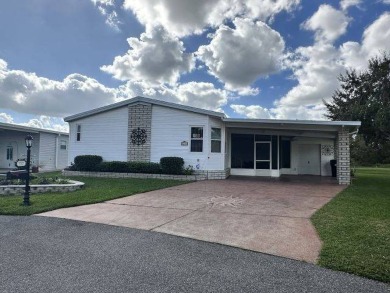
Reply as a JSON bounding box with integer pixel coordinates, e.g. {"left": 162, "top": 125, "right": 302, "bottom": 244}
{"left": 65, "top": 96, "right": 360, "bottom": 184}
{"left": 0, "top": 122, "right": 69, "bottom": 172}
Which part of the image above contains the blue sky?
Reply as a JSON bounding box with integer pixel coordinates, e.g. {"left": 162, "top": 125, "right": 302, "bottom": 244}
{"left": 0, "top": 0, "right": 389, "bottom": 131}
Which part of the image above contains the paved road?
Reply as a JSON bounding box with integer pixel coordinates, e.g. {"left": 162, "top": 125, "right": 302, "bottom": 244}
{"left": 0, "top": 216, "right": 387, "bottom": 293}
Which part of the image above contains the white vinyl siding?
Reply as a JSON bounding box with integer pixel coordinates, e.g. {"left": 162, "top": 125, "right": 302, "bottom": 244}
{"left": 39, "top": 133, "right": 57, "bottom": 171}
{"left": 68, "top": 107, "right": 128, "bottom": 164}
{"left": 150, "top": 105, "right": 225, "bottom": 171}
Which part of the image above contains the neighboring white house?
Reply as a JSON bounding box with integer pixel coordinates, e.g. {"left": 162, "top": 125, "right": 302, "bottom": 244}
{"left": 0, "top": 122, "right": 69, "bottom": 172}
{"left": 65, "top": 96, "right": 360, "bottom": 184}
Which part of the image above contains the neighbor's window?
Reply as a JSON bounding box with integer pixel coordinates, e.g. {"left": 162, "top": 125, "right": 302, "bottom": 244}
{"left": 6, "top": 146, "right": 13, "bottom": 160}
{"left": 190, "top": 127, "right": 203, "bottom": 152}
{"left": 211, "top": 128, "right": 221, "bottom": 153}
{"left": 76, "top": 125, "right": 81, "bottom": 141}
{"left": 60, "top": 140, "right": 67, "bottom": 150}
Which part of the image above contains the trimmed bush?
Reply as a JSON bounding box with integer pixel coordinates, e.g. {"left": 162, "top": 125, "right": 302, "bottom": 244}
{"left": 128, "top": 162, "right": 161, "bottom": 174}
{"left": 98, "top": 161, "right": 129, "bottom": 173}
{"left": 73, "top": 155, "right": 103, "bottom": 171}
{"left": 160, "top": 157, "right": 184, "bottom": 175}
{"left": 98, "top": 161, "right": 161, "bottom": 174}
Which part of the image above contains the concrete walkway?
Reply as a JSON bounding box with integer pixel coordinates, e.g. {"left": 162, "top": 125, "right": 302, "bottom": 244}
{"left": 38, "top": 177, "right": 345, "bottom": 263}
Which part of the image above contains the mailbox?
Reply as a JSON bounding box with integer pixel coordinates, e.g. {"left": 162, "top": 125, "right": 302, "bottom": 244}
{"left": 6, "top": 170, "right": 28, "bottom": 180}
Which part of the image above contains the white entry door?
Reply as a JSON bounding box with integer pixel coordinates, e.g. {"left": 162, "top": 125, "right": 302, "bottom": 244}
{"left": 298, "top": 144, "right": 320, "bottom": 175}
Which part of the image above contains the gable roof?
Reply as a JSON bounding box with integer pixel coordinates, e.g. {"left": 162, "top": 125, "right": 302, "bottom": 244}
{"left": 64, "top": 96, "right": 226, "bottom": 122}
{"left": 0, "top": 122, "right": 69, "bottom": 135}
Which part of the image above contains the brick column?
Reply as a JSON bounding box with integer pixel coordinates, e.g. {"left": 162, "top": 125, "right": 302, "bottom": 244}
{"left": 337, "top": 129, "right": 350, "bottom": 185}
{"left": 128, "top": 103, "right": 152, "bottom": 162}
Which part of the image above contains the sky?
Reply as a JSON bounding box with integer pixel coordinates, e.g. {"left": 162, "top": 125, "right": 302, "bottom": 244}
{"left": 0, "top": 0, "right": 389, "bottom": 132}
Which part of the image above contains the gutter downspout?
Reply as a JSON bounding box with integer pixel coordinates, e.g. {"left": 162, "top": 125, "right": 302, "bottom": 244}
{"left": 55, "top": 135, "right": 59, "bottom": 170}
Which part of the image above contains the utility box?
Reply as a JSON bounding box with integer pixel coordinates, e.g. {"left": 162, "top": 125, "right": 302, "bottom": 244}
{"left": 6, "top": 170, "right": 28, "bottom": 180}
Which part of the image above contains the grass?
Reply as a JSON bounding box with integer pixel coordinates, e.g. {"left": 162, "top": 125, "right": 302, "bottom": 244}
{"left": 312, "top": 167, "right": 390, "bottom": 283}
{"left": 0, "top": 172, "right": 189, "bottom": 216}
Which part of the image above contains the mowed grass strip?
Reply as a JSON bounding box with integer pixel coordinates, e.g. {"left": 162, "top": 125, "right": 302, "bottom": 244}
{"left": 0, "top": 172, "right": 189, "bottom": 216}
{"left": 312, "top": 168, "right": 390, "bottom": 283}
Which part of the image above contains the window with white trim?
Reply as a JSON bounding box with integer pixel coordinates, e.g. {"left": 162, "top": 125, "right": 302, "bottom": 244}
{"left": 211, "top": 128, "right": 221, "bottom": 153}
{"left": 190, "top": 127, "right": 203, "bottom": 152}
{"left": 6, "top": 146, "right": 13, "bottom": 160}
{"left": 76, "top": 125, "right": 81, "bottom": 141}
{"left": 60, "top": 140, "right": 67, "bottom": 150}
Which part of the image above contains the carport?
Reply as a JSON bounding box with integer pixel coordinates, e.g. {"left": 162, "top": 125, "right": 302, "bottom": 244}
{"left": 223, "top": 118, "right": 360, "bottom": 184}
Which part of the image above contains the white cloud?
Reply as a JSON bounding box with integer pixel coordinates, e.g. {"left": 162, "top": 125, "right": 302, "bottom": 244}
{"left": 230, "top": 104, "right": 272, "bottom": 119}
{"left": 197, "top": 18, "right": 285, "bottom": 92}
{"left": 91, "top": 0, "right": 121, "bottom": 30}
{"left": 272, "top": 12, "right": 390, "bottom": 120}
{"left": 120, "top": 80, "right": 229, "bottom": 112}
{"left": 341, "top": 12, "right": 390, "bottom": 70}
{"left": 101, "top": 27, "right": 194, "bottom": 86}
{"left": 383, "top": 0, "right": 390, "bottom": 4}
{"left": 21, "top": 116, "right": 69, "bottom": 132}
{"left": 0, "top": 59, "right": 120, "bottom": 117}
{"left": 123, "top": 0, "right": 300, "bottom": 37}
{"left": 302, "top": 4, "right": 350, "bottom": 43}
{"left": 340, "top": 0, "right": 361, "bottom": 11}
{"left": 0, "top": 112, "right": 14, "bottom": 123}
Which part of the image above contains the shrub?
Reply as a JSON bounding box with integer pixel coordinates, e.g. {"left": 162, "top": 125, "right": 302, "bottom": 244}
{"left": 99, "top": 161, "right": 129, "bottom": 173}
{"left": 128, "top": 162, "right": 161, "bottom": 174}
{"left": 97, "top": 161, "right": 161, "bottom": 174}
{"left": 160, "top": 157, "right": 184, "bottom": 175}
{"left": 73, "top": 155, "right": 103, "bottom": 171}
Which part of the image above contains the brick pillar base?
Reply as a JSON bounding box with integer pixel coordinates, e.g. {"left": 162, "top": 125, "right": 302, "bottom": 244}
{"left": 337, "top": 129, "right": 350, "bottom": 185}
{"left": 128, "top": 103, "right": 152, "bottom": 162}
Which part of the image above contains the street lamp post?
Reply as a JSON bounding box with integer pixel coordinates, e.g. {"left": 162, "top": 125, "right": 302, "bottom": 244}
{"left": 23, "top": 135, "right": 33, "bottom": 206}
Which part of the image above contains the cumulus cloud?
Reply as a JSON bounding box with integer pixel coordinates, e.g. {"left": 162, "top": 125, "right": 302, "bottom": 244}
{"left": 197, "top": 18, "right": 285, "bottom": 92}
{"left": 0, "top": 112, "right": 14, "bottom": 123}
{"left": 340, "top": 0, "right": 361, "bottom": 11}
{"left": 0, "top": 59, "right": 120, "bottom": 117}
{"left": 21, "top": 116, "right": 69, "bottom": 132}
{"left": 91, "top": 0, "right": 121, "bottom": 30}
{"left": 302, "top": 4, "right": 350, "bottom": 43}
{"left": 271, "top": 12, "right": 390, "bottom": 120}
{"left": 101, "top": 27, "right": 194, "bottom": 86}
{"left": 123, "top": 0, "right": 300, "bottom": 37}
{"left": 119, "top": 80, "right": 229, "bottom": 112}
{"left": 230, "top": 104, "right": 272, "bottom": 119}
{"left": 341, "top": 12, "right": 390, "bottom": 70}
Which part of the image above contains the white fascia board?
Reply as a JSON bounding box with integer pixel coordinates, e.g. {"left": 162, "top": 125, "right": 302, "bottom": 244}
{"left": 0, "top": 122, "right": 68, "bottom": 135}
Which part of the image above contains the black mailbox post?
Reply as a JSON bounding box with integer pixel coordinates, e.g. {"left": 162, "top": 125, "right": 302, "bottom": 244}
{"left": 23, "top": 135, "right": 33, "bottom": 206}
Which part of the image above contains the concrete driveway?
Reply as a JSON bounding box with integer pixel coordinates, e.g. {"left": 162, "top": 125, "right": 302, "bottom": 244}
{"left": 39, "top": 176, "right": 345, "bottom": 263}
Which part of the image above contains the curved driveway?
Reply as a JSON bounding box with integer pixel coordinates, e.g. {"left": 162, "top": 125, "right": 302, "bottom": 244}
{"left": 39, "top": 177, "right": 346, "bottom": 263}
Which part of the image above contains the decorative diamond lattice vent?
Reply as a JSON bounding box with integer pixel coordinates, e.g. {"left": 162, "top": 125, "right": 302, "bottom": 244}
{"left": 131, "top": 127, "right": 147, "bottom": 145}
{"left": 321, "top": 145, "right": 334, "bottom": 156}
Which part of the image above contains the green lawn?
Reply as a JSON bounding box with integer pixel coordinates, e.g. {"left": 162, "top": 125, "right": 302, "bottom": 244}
{"left": 312, "top": 167, "right": 390, "bottom": 283}
{"left": 0, "top": 172, "right": 188, "bottom": 216}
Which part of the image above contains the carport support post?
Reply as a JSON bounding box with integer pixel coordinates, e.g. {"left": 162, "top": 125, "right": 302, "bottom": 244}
{"left": 337, "top": 129, "right": 351, "bottom": 185}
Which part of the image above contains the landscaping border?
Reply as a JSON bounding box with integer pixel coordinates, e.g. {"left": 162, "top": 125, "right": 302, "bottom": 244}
{"left": 0, "top": 180, "right": 85, "bottom": 196}
{"left": 62, "top": 168, "right": 231, "bottom": 181}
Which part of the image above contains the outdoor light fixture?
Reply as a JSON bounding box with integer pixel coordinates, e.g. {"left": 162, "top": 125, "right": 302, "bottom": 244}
{"left": 23, "top": 135, "right": 33, "bottom": 206}
{"left": 25, "top": 135, "right": 33, "bottom": 148}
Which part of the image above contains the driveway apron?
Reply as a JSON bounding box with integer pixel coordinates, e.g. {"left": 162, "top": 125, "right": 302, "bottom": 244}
{"left": 38, "top": 177, "right": 345, "bottom": 263}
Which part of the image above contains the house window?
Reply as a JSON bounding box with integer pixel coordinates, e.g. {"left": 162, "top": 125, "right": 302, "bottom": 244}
{"left": 190, "top": 127, "right": 203, "bottom": 152}
{"left": 6, "top": 146, "right": 13, "bottom": 160}
{"left": 76, "top": 125, "right": 81, "bottom": 141}
{"left": 60, "top": 140, "right": 67, "bottom": 150}
{"left": 211, "top": 128, "right": 221, "bottom": 153}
